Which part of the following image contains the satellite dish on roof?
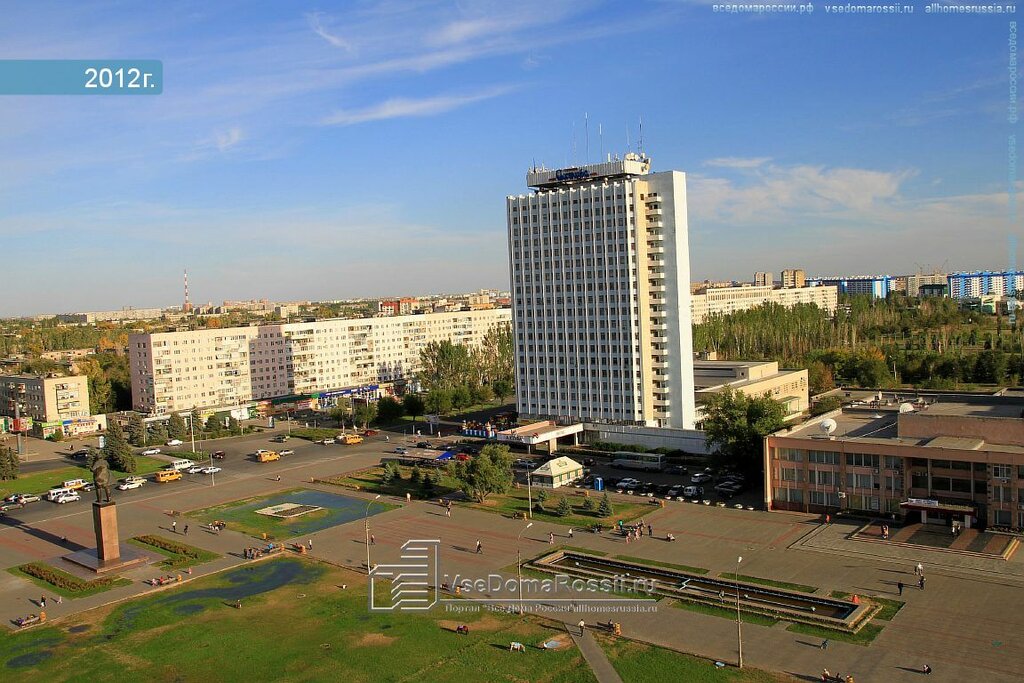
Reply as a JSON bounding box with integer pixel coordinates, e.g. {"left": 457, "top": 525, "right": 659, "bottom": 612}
{"left": 820, "top": 419, "right": 837, "bottom": 437}
{"left": 899, "top": 402, "right": 915, "bottom": 414}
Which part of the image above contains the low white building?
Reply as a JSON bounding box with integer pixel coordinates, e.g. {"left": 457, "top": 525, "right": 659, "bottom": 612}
{"left": 531, "top": 456, "right": 584, "bottom": 488}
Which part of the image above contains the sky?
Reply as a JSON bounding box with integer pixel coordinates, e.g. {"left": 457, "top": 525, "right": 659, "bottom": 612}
{"left": 0, "top": 0, "right": 1021, "bottom": 316}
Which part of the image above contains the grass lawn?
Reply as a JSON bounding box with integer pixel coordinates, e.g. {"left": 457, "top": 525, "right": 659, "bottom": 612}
{"left": 729, "top": 574, "right": 817, "bottom": 594}
{"left": 830, "top": 591, "right": 904, "bottom": 621}
{"left": 613, "top": 555, "right": 709, "bottom": 575}
{"left": 671, "top": 599, "right": 779, "bottom": 627}
{"left": 785, "top": 621, "right": 884, "bottom": 646}
{"left": 0, "top": 456, "right": 166, "bottom": 498}
{"left": 463, "top": 488, "right": 652, "bottom": 528}
{"left": 1, "top": 558, "right": 597, "bottom": 683}
{"left": 187, "top": 489, "right": 398, "bottom": 540}
{"left": 320, "top": 465, "right": 462, "bottom": 499}
{"left": 128, "top": 535, "right": 220, "bottom": 569}
{"left": 6, "top": 564, "right": 131, "bottom": 599}
{"left": 598, "top": 633, "right": 792, "bottom": 682}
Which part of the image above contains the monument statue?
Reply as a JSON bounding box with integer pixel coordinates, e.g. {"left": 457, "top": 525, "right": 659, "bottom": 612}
{"left": 91, "top": 454, "right": 113, "bottom": 504}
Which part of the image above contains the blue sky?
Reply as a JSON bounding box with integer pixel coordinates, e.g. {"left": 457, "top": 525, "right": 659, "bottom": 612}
{"left": 0, "top": 1, "right": 1020, "bottom": 315}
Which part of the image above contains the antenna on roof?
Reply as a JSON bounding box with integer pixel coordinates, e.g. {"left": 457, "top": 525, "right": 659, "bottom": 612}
{"left": 599, "top": 122, "right": 604, "bottom": 162}
{"left": 571, "top": 120, "right": 577, "bottom": 165}
{"left": 638, "top": 116, "right": 644, "bottom": 156}
{"left": 625, "top": 123, "right": 630, "bottom": 153}
{"left": 584, "top": 112, "right": 589, "bottom": 164}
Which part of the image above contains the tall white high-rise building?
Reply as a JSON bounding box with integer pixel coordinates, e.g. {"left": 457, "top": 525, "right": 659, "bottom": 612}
{"left": 507, "top": 154, "right": 697, "bottom": 429}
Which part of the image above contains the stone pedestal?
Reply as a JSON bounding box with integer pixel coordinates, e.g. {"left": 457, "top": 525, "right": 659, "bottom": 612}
{"left": 93, "top": 501, "right": 120, "bottom": 564}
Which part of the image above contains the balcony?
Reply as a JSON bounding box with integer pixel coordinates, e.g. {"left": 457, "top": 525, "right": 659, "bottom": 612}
{"left": 646, "top": 206, "right": 663, "bottom": 217}
{"left": 650, "top": 322, "right": 668, "bottom": 331}
{"left": 649, "top": 284, "right": 667, "bottom": 293}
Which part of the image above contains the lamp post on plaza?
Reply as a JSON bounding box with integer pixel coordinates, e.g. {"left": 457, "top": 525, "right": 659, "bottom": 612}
{"left": 735, "top": 556, "right": 744, "bottom": 669}
{"left": 365, "top": 494, "right": 381, "bottom": 572}
{"left": 517, "top": 522, "right": 534, "bottom": 615}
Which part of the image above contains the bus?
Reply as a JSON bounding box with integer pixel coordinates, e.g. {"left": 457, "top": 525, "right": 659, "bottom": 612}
{"left": 609, "top": 452, "right": 664, "bottom": 472}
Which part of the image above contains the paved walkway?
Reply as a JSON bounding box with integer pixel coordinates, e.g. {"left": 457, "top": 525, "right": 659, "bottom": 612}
{"left": 570, "top": 628, "right": 623, "bottom": 683}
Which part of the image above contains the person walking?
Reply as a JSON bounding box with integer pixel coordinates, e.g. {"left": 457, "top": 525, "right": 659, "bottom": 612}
{"left": 308, "top": 539, "right": 313, "bottom": 550}
{"left": 445, "top": 507, "right": 451, "bottom": 518}
{"left": 577, "top": 619, "right": 586, "bottom": 635}
{"left": 915, "top": 562, "right": 923, "bottom": 576}
{"left": 922, "top": 664, "right": 932, "bottom": 675}
{"left": 55, "top": 595, "right": 62, "bottom": 605}
{"left": 897, "top": 581, "right": 904, "bottom": 596}
{"left": 172, "top": 520, "right": 177, "bottom": 533}
{"left": 919, "top": 575, "right": 925, "bottom": 591}
{"left": 549, "top": 532, "right": 554, "bottom": 545}
{"left": 183, "top": 525, "right": 189, "bottom": 536}
{"left": 40, "top": 595, "right": 46, "bottom": 609}
{"left": 406, "top": 492, "right": 411, "bottom": 502}
{"left": 370, "top": 534, "right": 376, "bottom": 546}
{"left": 568, "top": 527, "right": 574, "bottom": 539}
{"left": 820, "top": 638, "right": 829, "bottom": 650}
{"left": 821, "top": 669, "right": 831, "bottom": 683}
{"left": 825, "top": 513, "right": 831, "bottom": 525}
{"left": 475, "top": 540, "right": 483, "bottom": 554}
{"left": 385, "top": 435, "right": 390, "bottom": 442}
{"left": 647, "top": 523, "right": 653, "bottom": 537}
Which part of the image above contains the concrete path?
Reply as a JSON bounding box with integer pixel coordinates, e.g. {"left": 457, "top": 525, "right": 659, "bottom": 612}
{"left": 570, "top": 627, "right": 624, "bottom": 683}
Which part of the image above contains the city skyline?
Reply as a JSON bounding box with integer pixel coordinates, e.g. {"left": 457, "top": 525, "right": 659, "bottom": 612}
{"left": 1, "top": 1, "right": 1020, "bottom": 315}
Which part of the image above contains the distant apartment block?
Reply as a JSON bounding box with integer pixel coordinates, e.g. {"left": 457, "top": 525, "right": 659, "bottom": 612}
{"left": 129, "top": 308, "right": 511, "bottom": 414}
{"left": 781, "top": 268, "right": 806, "bottom": 289}
{"left": 809, "top": 275, "right": 891, "bottom": 299}
{"left": 0, "top": 373, "right": 98, "bottom": 436}
{"left": 906, "top": 272, "right": 949, "bottom": 297}
{"left": 694, "top": 357, "right": 808, "bottom": 417}
{"left": 690, "top": 284, "right": 838, "bottom": 324}
{"left": 57, "top": 307, "right": 164, "bottom": 323}
{"left": 753, "top": 271, "right": 772, "bottom": 287}
{"left": 508, "top": 154, "right": 698, "bottom": 429}
{"left": 947, "top": 271, "right": 1024, "bottom": 299}
{"left": 378, "top": 298, "right": 418, "bottom": 316}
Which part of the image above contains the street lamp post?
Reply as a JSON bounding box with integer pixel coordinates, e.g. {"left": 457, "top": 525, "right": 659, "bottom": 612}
{"left": 735, "top": 555, "right": 744, "bottom": 669}
{"left": 517, "top": 521, "right": 534, "bottom": 615}
{"left": 527, "top": 470, "right": 533, "bottom": 519}
{"left": 365, "top": 494, "right": 381, "bottom": 572}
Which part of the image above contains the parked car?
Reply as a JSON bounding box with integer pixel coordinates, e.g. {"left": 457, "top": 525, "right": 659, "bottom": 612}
{"left": 393, "top": 446, "right": 408, "bottom": 454}
{"left": 187, "top": 466, "right": 205, "bottom": 474}
{"left": 363, "top": 429, "right": 379, "bottom": 436}
{"left": 665, "top": 486, "right": 682, "bottom": 499}
{"left": 3, "top": 494, "right": 25, "bottom": 503}
{"left": 71, "top": 449, "right": 90, "bottom": 460}
{"left": 279, "top": 449, "right": 295, "bottom": 456}
{"left": 55, "top": 492, "right": 81, "bottom": 504}
{"left": 141, "top": 448, "right": 161, "bottom": 456}
{"left": 117, "top": 479, "right": 145, "bottom": 491}
{"left": 513, "top": 459, "right": 533, "bottom": 469}
{"left": 691, "top": 473, "right": 713, "bottom": 484}
{"left": 201, "top": 466, "right": 222, "bottom": 474}
{"left": 665, "top": 465, "right": 689, "bottom": 475}
{"left": 683, "top": 485, "right": 704, "bottom": 498}
{"left": 14, "top": 494, "right": 40, "bottom": 505}
{"left": 318, "top": 438, "right": 335, "bottom": 445}
{"left": 166, "top": 439, "right": 184, "bottom": 447}
{"left": 212, "top": 450, "right": 226, "bottom": 459}
{"left": 416, "top": 441, "right": 433, "bottom": 449}
{"left": 459, "top": 445, "right": 481, "bottom": 455}
{"left": 272, "top": 435, "right": 290, "bottom": 443}
{"left": 0, "top": 502, "right": 21, "bottom": 512}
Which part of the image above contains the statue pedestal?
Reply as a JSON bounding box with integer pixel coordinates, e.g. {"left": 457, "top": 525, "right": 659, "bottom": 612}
{"left": 62, "top": 501, "right": 147, "bottom": 574}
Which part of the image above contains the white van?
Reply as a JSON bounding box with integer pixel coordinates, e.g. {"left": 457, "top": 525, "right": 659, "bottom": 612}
{"left": 169, "top": 459, "right": 196, "bottom": 471}
{"left": 47, "top": 487, "right": 76, "bottom": 502}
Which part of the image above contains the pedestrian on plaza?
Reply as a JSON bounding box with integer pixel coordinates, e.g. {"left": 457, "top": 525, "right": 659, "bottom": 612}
{"left": 235, "top": 599, "right": 241, "bottom": 609}
{"left": 183, "top": 525, "right": 189, "bottom": 536}
{"left": 915, "top": 562, "right": 923, "bottom": 576}
{"left": 825, "top": 514, "right": 831, "bottom": 525}
{"left": 820, "top": 638, "right": 829, "bottom": 650}
{"left": 445, "top": 507, "right": 451, "bottom": 518}
{"left": 549, "top": 532, "right": 554, "bottom": 545}
{"left": 625, "top": 534, "right": 631, "bottom": 545}
{"left": 308, "top": 539, "right": 313, "bottom": 550}
{"left": 55, "top": 595, "right": 62, "bottom": 605}
{"left": 172, "top": 520, "right": 177, "bottom": 533}
{"left": 821, "top": 669, "right": 831, "bottom": 682}
{"left": 370, "top": 534, "right": 376, "bottom": 545}
{"left": 40, "top": 595, "right": 46, "bottom": 609}
{"left": 897, "top": 581, "right": 903, "bottom": 596}
{"left": 406, "top": 492, "right": 411, "bottom": 502}
{"left": 568, "top": 527, "right": 574, "bottom": 539}
{"left": 922, "top": 664, "right": 932, "bottom": 675}
{"left": 577, "top": 619, "right": 586, "bottom": 635}
{"left": 648, "top": 523, "right": 653, "bottom": 537}
{"left": 919, "top": 575, "right": 925, "bottom": 590}
{"left": 276, "top": 476, "right": 281, "bottom": 482}
{"left": 385, "top": 435, "right": 390, "bottom": 442}
{"left": 476, "top": 540, "right": 483, "bottom": 554}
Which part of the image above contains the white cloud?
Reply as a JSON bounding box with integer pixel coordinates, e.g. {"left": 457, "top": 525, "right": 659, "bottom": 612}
{"left": 213, "top": 127, "right": 244, "bottom": 151}
{"left": 703, "top": 156, "right": 771, "bottom": 169}
{"left": 306, "top": 11, "right": 355, "bottom": 52}
{"left": 320, "top": 86, "right": 514, "bottom": 126}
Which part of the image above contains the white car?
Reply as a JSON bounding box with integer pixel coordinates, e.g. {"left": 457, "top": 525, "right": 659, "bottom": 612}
{"left": 201, "top": 466, "right": 222, "bottom": 474}
{"left": 279, "top": 449, "right": 294, "bottom": 456}
{"left": 393, "top": 446, "right": 408, "bottom": 454}
{"left": 690, "top": 473, "right": 713, "bottom": 484}
{"left": 141, "top": 448, "right": 161, "bottom": 456}
{"left": 14, "top": 494, "right": 41, "bottom": 504}
{"left": 55, "top": 492, "right": 81, "bottom": 504}
{"left": 187, "top": 466, "right": 205, "bottom": 474}
{"left": 117, "top": 479, "right": 145, "bottom": 491}
{"left": 166, "top": 439, "right": 184, "bottom": 447}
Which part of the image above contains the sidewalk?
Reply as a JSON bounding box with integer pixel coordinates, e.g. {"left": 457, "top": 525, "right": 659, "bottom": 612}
{"left": 570, "top": 628, "right": 623, "bottom": 683}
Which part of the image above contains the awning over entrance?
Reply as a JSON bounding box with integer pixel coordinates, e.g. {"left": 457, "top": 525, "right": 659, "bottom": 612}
{"left": 899, "top": 498, "right": 975, "bottom": 514}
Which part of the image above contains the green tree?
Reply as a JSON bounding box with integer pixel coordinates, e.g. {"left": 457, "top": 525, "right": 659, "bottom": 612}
{"left": 190, "top": 407, "right": 202, "bottom": 432}
{"left": 205, "top": 414, "right": 222, "bottom": 433}
{"left": 449, "top": 443, "right": 514, "bottom": 503}
{"left": 150, "top": 422, "right": 168, "bottom": 444}
{"left": 700, "top": 388, "right": 786, "bottom": 474}
{"left": 376, "top": 397, "right": 405, "bottom": 424}
{"left": 491, "top": 378, "right": 513, "bottom": 405}
{"left": 556, "top": 496, "right": 573, "bottom": 517}
{"left": 806, "top": 360, "right": 835, "bottom": 395}
{"left": 974, "top": 349, "right": 1009, "bottom": 384}
{"left": 353, "top": 402, "right": 377, "bottom": 430}
{"left": 403, "top": 394, "right": 426, "bottom": 424}
{"left": 47, "top": 428, "right": 65, "bottom": 442}
{"left": 810, "top": 395, "right": 843, "bottom": 416}
{"left": 581, "top": 496, "right": 595, "bottom": 513}
{"left": 329, "top": 406, "right": 349, "bottom": 428}
{"left": 535, "top": 488, "right": 548, "bottom": 511}
{"left": 0, "top": 445, "right": 18, "bottom": 481}
{"left": 381, "top": 462, "right": 397, "bottom": 485}
{"left": 228, "top": 416, "right": 241, "bottom": 435}
{"left": 471, "top": 384, "right": 494, "bottom": 405}
{"left": 127, "top": 413, "right": 146, "bottom": 446}
{"left": 167, "top": 413, "right": 187, "bottom": 441}
{"left": 420, "top": 470, "right": 436, "bottom": 497}
{"left": 597, "top": 493, "right": 613, "bottom": 517}
{"left": 409, "top": 465, "right": 422, "bottom": 485}
{"left": 424, "top": 389, "right": 453, "bottom": 416}
{"left": 418, "top": 340, "right": 473, "bottom": 392}
{"left": 102, "top": 419, "right": 136, "bottom": 473}
{"left": 451, "top": 385, "right": 473, "bottom": 411}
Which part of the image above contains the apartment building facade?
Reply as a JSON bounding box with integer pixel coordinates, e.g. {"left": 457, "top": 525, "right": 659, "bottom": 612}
{"left": 690, "top": 284, "right": 837, "bottom": 324}
{"left": 781, "top": 268, "right": 806, "bottom": 289}
{"left": 507, "top": 154, "right": 697, "bottom": 429}
{"left": 129, "top": 309, "right": 511, "bottom": 414}
{"left": 0, "top": 373, "right": 95, "bottom": 435}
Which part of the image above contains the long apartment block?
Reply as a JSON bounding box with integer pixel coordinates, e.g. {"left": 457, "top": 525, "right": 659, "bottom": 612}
{"left": 128, "top": 309, "right": 511, "bottom": 414}
{"left": 508, "top": 154, "right": 697, "bottom": 429}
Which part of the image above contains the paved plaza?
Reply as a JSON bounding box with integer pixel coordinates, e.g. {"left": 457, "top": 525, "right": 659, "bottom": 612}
{"left": 1, "top": 430, "right": 1022, "bottom": 682}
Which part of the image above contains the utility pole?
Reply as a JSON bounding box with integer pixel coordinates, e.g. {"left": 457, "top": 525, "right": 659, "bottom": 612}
{"left": 736, "top": 556, "right": 744, "bottom": 669}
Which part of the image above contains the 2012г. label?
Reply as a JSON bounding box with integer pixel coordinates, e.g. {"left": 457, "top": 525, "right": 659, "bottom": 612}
{"left": 84, "top": 67, "right": 154, "bottom": 89}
